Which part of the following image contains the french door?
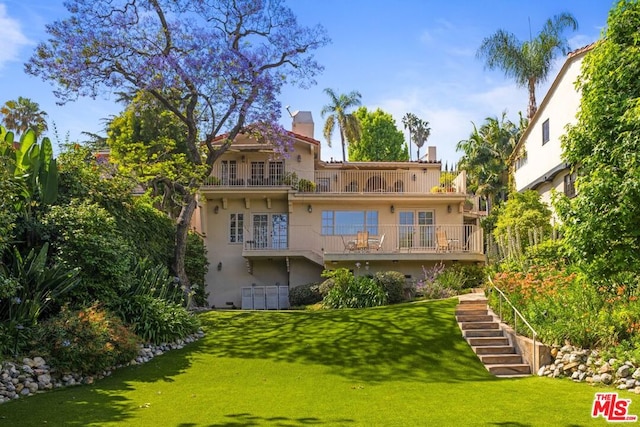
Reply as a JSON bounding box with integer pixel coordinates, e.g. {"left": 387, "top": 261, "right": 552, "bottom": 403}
{"left": 252, "top": 213, "right": 288, "bottom": 249}
{"left": 398, "top": 210, "right": 434, "bottom": 249}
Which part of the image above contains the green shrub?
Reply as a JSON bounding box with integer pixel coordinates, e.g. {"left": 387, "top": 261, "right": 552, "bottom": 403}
{"left": 121, "top": 257, "right": 183, "bottom": 304}
{"left": 35, "top": 304, "right": 139, "bottom": 374}
{"left": 447, "top": 264, "right": 486, "bottom": 289}
{"left": 374, "top": 271, "right": 406, "bottom": 304}
{"left": 524, "top": 240, "right": 570, "bottom": 267}
{"left": 435, "top": 269, "right": 465, "bottom": 292}
{"left": 42, "top": 200, "right": 133, "bottom": 305}
{"left": 185, "top": 232, "right": 209, "bottom": 307}
{"left": 297, "top": 178, "right": 316, "bottom": 192}
{"left": 113, "top": 294, "right": 200, "bottom": 344}
{"left": 0, "top": 243, "right": 80, "bottom": 326}
{"left": 318, "top": 278, "right": 335, "bottom": 296}
{"left": 323, "top": 276, "right": 387, "bottom": 309}
{"left": 415, "top": 263, "right": 459, "bottom": 300}
{"left": 289, "top": 283, "right": 322, "bottom": 307}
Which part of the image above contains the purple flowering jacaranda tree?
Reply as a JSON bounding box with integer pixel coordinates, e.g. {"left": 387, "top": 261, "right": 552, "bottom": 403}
{"left": 25, "top": 0, "right": 330, "bottom": 295}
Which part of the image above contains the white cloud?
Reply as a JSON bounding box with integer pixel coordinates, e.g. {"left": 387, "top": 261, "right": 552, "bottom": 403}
{"left": 0, "top": 4, "right": 30, "bottom": 69}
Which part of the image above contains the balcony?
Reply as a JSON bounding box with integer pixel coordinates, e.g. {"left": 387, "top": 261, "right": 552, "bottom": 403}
{"left": 202, "top": 164, "right": 468, "bottom": 195}
{"left": 241, "top": 224, "right": 485, "bottom": 265}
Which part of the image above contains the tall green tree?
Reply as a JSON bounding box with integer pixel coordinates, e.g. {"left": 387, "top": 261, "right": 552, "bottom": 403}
{"left": 477, "top": 13, "right": 578, "bottom": 120}
{"left": 558, "top": 0, "right": 640, "bottom": 290}
{"left": 107, "top": 90, "right": 204, "bottom": 219}
{"left": 348, "top": 107, "right": 408, "bottom": 162}
{"left": 402, "top": 113, "right": 417, "bottom": 160}
{"left": 457, "top": 112, "right": 525, "bottom": 211}
{"left": 321, "top": 88, "right": 362, "bottom": 162}
{"left": 0, "top": 97, "right": 48, "bottom": 138}
{"left": 402, "top": 113, "right": 431, "bottom": 160}
{"left": 26, "top": 0, "right": 329, "bottom": 288}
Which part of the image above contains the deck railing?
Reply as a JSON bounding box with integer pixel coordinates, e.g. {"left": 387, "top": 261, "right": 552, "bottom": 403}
{"left": 241, "top": 224, "right": 482, "bottom": 255}
{"left": 202, "top": 165, "right": 467, "bottom": 195}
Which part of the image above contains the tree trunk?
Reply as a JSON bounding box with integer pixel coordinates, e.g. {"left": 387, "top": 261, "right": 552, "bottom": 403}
{"left": 527, "top": 79, "right": 537, "bottom": 120}
{"left": 172, "top": 192, "right": 198, "bottom": 305}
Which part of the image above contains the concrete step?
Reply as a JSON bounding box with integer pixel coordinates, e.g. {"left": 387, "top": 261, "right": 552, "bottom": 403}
{"left": 473, "top": 345, "right": 515, "bottom": 355}
{"left": 456, "top": 302, "right": 488, "bottom": 310}
{"left": 468, "top": 336, "right": 509, "bottom": 346}
{"left": 456, "top": 314, "right": 494, "bottom": 323}
{"left": 487, "top": 364, "right": 532, "bottom": 376}
{"left": 459, "top": 321, "right": 499, "bottom": 330}
{"left": 455, "top": 309, "right": 488, "bottom": 316}
{"left": 463, "top": 329, "right": 505, "bottom": 338}
{"left": 458, "top": 298, "right": 487, "bottom": 305}
{"left": 481, "top": 354, "right": 524, "bottom": 365}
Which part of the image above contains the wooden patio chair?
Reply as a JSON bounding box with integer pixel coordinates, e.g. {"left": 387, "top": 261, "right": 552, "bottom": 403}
{"left": 436, "top": 229, "right": 450, "bottom": 252}
{"left": 356, "top": 231, "right": 369, "bottom": 251}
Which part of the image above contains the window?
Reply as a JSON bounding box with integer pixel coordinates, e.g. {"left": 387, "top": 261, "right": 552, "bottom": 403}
{"left": 542, "top": 119, "right": 550, "bottom": 145}
{"left": 321, "top": 210, "right": 378, "bottom": 235}
{"left": 229, "top": 213, "right": 244, "bottom": 243}
{"left": 564, "top": 172, "right": 576, "bottom": 198}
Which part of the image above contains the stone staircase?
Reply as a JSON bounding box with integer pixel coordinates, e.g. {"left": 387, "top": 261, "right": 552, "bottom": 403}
{"left": 456, "top": 293, "right": 531, "bottom": 377}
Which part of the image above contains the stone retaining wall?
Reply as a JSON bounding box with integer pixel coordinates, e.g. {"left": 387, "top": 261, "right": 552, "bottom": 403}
{"left": 0, "top": 331, "right": 204, "bottom": 404}
{"left": 538, "top": 344, "right": 640, "bottom": 393}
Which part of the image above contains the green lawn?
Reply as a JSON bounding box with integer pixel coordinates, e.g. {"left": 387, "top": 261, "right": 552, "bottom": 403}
{"left": 0, "top": 299, "right": 634, "bottom": 426}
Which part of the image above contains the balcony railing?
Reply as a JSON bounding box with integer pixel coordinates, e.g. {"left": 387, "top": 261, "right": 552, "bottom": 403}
{"left": 203, "top": 165, "right": 468, "bottom": 195}
{"left": 241, "top": 224, "right": 483, "bottom": 255}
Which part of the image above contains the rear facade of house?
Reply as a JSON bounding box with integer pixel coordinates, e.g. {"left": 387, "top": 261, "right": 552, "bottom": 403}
{"left": 195, "top": 112, "right": 486, "bottom": 309}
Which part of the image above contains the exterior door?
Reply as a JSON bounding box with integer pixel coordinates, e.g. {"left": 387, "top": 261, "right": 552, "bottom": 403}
{"left": 252, "top": 213, "right": 288, "bottom": 249}
{"left": 399, "top": 210, "right": 434, "bottom": 250}
{"left": 418, "top": 211, "right": 435, "bottom": 248}
{"left": 399, "top": 211, "right": 414, "bottom": 249}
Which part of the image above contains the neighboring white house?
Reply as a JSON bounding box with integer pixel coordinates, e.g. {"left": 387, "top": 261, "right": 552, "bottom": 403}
{"left": 511, "top": 44, "right": 595, "bottom": 208}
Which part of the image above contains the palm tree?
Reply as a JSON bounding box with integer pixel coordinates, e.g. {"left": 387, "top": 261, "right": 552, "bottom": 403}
{"left": 321, "top": 88, "right": 362, "bottom": 162}
{"left": 477, "top": 13, "right": 578, "bottom": 120}
{"left": 0, "top": 97, "right": 49, "bottom": 137}
{"left": 456, "top": 112, "right": 526, "bottom": 212}
{"left": 413, "top": 118, "right": 431, "bottom": 160}
{"left": 402, "top": 113, "right": 417, "bottom": 160}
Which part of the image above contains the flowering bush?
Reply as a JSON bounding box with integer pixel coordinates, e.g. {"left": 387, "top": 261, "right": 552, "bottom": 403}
{"left": 489, "top": 266, "right": 640, "bottom": 349}
{"left": 414, "top": 263, "right": 462, "bottom": 300}
{"left": 35, "top": 305, "right": 139, "bottom": 374}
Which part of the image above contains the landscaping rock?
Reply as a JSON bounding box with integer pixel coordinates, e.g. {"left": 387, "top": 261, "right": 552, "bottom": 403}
{"left": 0, "top": 330, "right": 205, "bottom": 405}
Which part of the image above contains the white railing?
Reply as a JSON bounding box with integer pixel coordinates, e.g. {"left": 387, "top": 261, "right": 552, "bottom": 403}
{"left": 322, "top": 224, "right": 482, "bottom": 254}
{"left": 202, "top": 164, "right": 468, "bottom": 195}
{"left": 314, "top": 169, "right": 466, "bottom": 194}
{"left": 240, "top": 224, "right": 482, "bottom": 255}
{"left": 487, "top": 276, "right": 539, "bottom": 372}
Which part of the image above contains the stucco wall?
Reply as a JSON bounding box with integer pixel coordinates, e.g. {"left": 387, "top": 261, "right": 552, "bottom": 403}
{"left": 514, "top": 56, "right": 584, "bottom": 193}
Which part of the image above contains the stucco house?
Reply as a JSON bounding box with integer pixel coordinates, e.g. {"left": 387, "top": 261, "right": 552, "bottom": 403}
{"left": 511, "top": 44, "right": 594, "bottom": 207}
{"left": 194, "top": 111, "right": 486, "bottom": 309}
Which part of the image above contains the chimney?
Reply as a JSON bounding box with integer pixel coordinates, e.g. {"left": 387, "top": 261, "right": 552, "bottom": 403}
{"left": 291, "top": 111, "right": 314, "bottom": 139}
{"left": 425, "top": 146, "right": 437, "bottom": 162}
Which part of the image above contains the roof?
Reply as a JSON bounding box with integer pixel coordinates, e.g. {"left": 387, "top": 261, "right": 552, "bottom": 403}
{"left": 211, "top": 130, "right": 320, "bottom": 147}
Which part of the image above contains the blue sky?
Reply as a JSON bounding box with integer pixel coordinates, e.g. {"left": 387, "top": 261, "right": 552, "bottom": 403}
{"left": 0, "top": 0, "right": 613, "bottom": 164}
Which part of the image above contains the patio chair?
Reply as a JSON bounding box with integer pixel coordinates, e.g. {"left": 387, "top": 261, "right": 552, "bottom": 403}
{"left": 356, "top": 231, "right": 370, "bottom": 251}
{"left": 341, "top": 235, "right": 357, "bottom": 252}
{"left": 436, "top": 229, "right": 450, "bottom": 252}
{"left": 370, "top": 233, "right": 385, "bottom": 251}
